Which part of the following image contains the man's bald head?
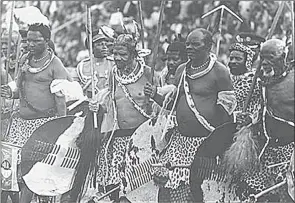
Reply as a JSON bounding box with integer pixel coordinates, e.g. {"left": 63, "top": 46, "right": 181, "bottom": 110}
{"left": 261, "top": 39, "right": 286, "bottom": 58}
{"left": 186, "top": 28, "right": 213, "bottom": 61}
{"left": 260, "top": 39, "right": 287, "bottom": 79}
{"left": 187, "top": 28, "right": 213, "bottom": 50}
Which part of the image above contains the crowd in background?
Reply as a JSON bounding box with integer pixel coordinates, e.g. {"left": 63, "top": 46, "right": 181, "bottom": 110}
{"left": 1, "top": 1, "right": 294, "bottom": 72}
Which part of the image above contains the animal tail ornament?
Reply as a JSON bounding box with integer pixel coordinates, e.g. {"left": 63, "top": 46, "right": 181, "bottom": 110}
{"left": 70, "top": 109, "right": 104, "bottom": 201}
{"left": 223, "top": 124, "right": 259, "bottom": 176}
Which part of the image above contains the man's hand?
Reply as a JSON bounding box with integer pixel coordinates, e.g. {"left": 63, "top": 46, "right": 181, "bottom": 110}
{"left": 1, "top": 85, "right": 12, "bottom": 98}
{"left": 236, "top": 112, "right": 252, "bottom": 127}
{"left": 144, "top": 82, "right": 157, "bottom": 98}
{"left": 89, "top": 99, "right": 100, "bottom": 112}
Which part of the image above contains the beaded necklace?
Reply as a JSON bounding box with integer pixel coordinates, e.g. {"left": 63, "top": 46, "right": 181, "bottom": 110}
{"left": 190, "top": 57, "right": 210, "bottom": 70}
{"left": 114, "top": 59, "right": 145, "bottom": 85}
{"left": 186, "top": 53, "right": 216, "bottom": 79}
{"left": 118, "top": 82, "right": 153, "bottom": 119}
{"left": 32, "top": 51, "right": 50, "bottom": 62}
{"left": 26, "top": 49, "right": 54, "bottom": 74}
{"left": 19, "top": 50, "right": 56, "bottom": 116}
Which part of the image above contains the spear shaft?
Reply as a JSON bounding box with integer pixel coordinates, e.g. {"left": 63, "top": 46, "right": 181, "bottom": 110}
{"left": 137, "top": 1, "right": 145, "bottom": 49}
{"left": 151, "top": 0, "right": 165, "bottom": 84}
{"left": 0, "top": 0, "right": 3, "bottom": 77}
{"left": 6, "top": 1, "right": 15, "bottom": 83}
{"left": 201, "top": 5, "right": 242, "bottom": 58}
{"left": 291, "top": 1, "right": 295, "bottom": 62}
{"left": 266, "top": 1, "right": 285, "bottom": 40}
{"left": 0, "top": 0, "right": 3, "bottom": 193}
{"left": 216, "top": 7, "right": 224, "bottom": 57}
{"left": 86, "top": 5, "right": 97, "bottom": 128}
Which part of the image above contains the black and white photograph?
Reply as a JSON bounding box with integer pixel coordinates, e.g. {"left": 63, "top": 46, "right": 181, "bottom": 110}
{"left": 0, "top": 1, "right": 294, "bottom": 202}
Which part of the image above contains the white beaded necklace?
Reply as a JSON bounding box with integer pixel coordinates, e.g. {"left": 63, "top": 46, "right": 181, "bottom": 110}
{"left": 32, "top": 51, "right": 50, "bottom": 62}
{"left": 118, "top": 82, "right": 153, "bottom": 119}
{"left": 26, "top": 49, "right": 54, "bottom": 74}
{"left": 114, "top": 60, "right": 145, "bottom": 85}
{"left": 190, "top": 58, "right": 210, "bottom": 70}
{"left": 186, "top": 53, "right": 216, "bottom": 79}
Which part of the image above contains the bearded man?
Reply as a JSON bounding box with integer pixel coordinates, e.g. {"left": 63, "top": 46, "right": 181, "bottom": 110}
{"left": 225, "top": 39, "right": 294, "bottom": 202}
{"left": 91, "top": 33, "right": 153, "bottom": 202}
{"left": 1, "top": 23, "right": 72, "bottom": 203}
{"left": 252, "top": 38, "right": 294, "bottom": 202}
{"left": 144, "top": 28, "right": 236, "bottom": 202}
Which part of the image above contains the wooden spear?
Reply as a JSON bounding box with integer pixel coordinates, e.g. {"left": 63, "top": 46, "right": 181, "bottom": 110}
{"left": 201, "top": 5, "right": 243, "bottom": 57}
{"left": 0, "top": 0, "right": 3, "bottom": 193}
{"left": 150, "top": 0, "right": 165, "bottom": 84}
{"left": 0, "top": 0, "right": 3, "bottom": 78}
{"left": 137, "top": 1, "right": 145, "bottom": 49}
{"left": 266, "top": 1, "right": 286, "bottom": 40}
{"left": 5, "top": 1, "right": 15, "bottom": 83}
{"left": 291, "top": 1, "right": 295, "bottom": 63}
{"left": 86, "top": 4, "right": 97, "bottom": 128}
{"left": 14, "top": 33, "right": 21, "bottom": 80}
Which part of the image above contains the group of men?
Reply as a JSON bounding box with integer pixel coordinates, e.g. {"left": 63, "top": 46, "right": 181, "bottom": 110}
{"left": 1, "top": 9, "right": 294, "bottom": 203}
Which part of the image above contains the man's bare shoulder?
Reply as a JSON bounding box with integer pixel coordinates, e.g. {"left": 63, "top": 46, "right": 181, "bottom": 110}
{"left": 213, "top": 60, "right": 230, "bottom": 77}
{"left": 173, "top": 62, "right": 186, "bottom": 85}
{"left": 51, "top": 55, "right": 65, "bottom": 67}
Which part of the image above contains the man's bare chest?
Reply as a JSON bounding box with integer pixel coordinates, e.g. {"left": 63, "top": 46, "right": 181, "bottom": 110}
{"left": 24, "top": 68, "right": 53, "bottom": 84}
{"left": 180, "top": 76, "right": 217, "bottom": 96}
{"left": 115, "top": 76, "right": 148, "bottom": 101}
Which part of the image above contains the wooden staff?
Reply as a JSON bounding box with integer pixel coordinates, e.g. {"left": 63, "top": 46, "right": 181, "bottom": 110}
{"left": 86, "top": 4, "right": 97, "bottom": 128}
{"left": 291, "top": 1, "right": 295, "bottom": 62}
{"left": 14, "top": 33, "right": 21, "bottom": 80}
{"left": 0, "top": 0, "right": 3, "bottom": 193}
{"left": 151, "top": 0, "right": 165, "bottom": 84}
{"left": 5, "top": 1, "right": 15, "bottom": 83}
{"left": 137, "top": 1, "right": 144, "bottom": 49}
{"left": 0, "top": 0, "right": 3, "bottom": 76}
{"left": 201, "top": 5, "right": 243, "bottom": 57}
{"left": 266, "top": 1, "right": 286, "bottom": 40}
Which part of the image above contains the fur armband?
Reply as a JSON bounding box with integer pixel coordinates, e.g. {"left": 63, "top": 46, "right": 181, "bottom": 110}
{"left": 50, "top": 79, "right": 84, "bottom": 102}
{"left": 217, "top": 90, "right": 237, "bottom": 115}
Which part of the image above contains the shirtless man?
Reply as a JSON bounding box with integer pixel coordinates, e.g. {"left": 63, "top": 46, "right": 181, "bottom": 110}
{"left": 1, "top": 23, "right": 72, "bottom": 203}
{"left": 144, "top": 28, "right": 236, "bottom": 202}
{"left": 94, "top": 33, "right": 153, "bottom": 202}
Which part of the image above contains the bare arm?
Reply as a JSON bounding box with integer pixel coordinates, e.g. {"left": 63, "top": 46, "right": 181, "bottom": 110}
{"left": 51, "top": 57, "right": 72, "bottom": 116}
{"left": 215, "top": 63, "right": 235, "bottom": 122}
{"left": 55, "top": 95, "right": 67, "bottom": 116}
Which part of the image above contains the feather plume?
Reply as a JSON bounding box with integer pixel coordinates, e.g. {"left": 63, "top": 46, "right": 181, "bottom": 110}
{"left": 223, "top": 125, "right": 259, "bottom": 176}
{"left": 14, "top": 6, "right": 50, "bottom": 27}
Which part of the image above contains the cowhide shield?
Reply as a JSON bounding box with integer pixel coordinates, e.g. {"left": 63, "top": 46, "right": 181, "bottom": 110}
{"left": 21, "top": 115, "right": 86, "bottom": 196}
{"left": 286, "top": 151, "right": 294, "bottom": 201}
{"left": 127, "top": 115, "right": 175, "bottom": 163}
{"left": 124, "top": 115, "right": 175, "bottom": 192}
{"left": 190, "top": 122, "right": 239, "bottom": 202}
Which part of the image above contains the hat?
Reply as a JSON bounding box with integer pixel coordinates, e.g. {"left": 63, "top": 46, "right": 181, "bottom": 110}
{"left": 229, "top": 42, "right": 255, "bottom": 71}
{"left": 84, "top": 26, "right": 116, "bottom": 49}
{"left": 236, "top": 32, "right": 265, "bottom": 49}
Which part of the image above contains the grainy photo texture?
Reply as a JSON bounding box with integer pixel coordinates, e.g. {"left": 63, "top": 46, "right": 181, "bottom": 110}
{"left": 0, "top": 1, "right": 294, "bottom": 203}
